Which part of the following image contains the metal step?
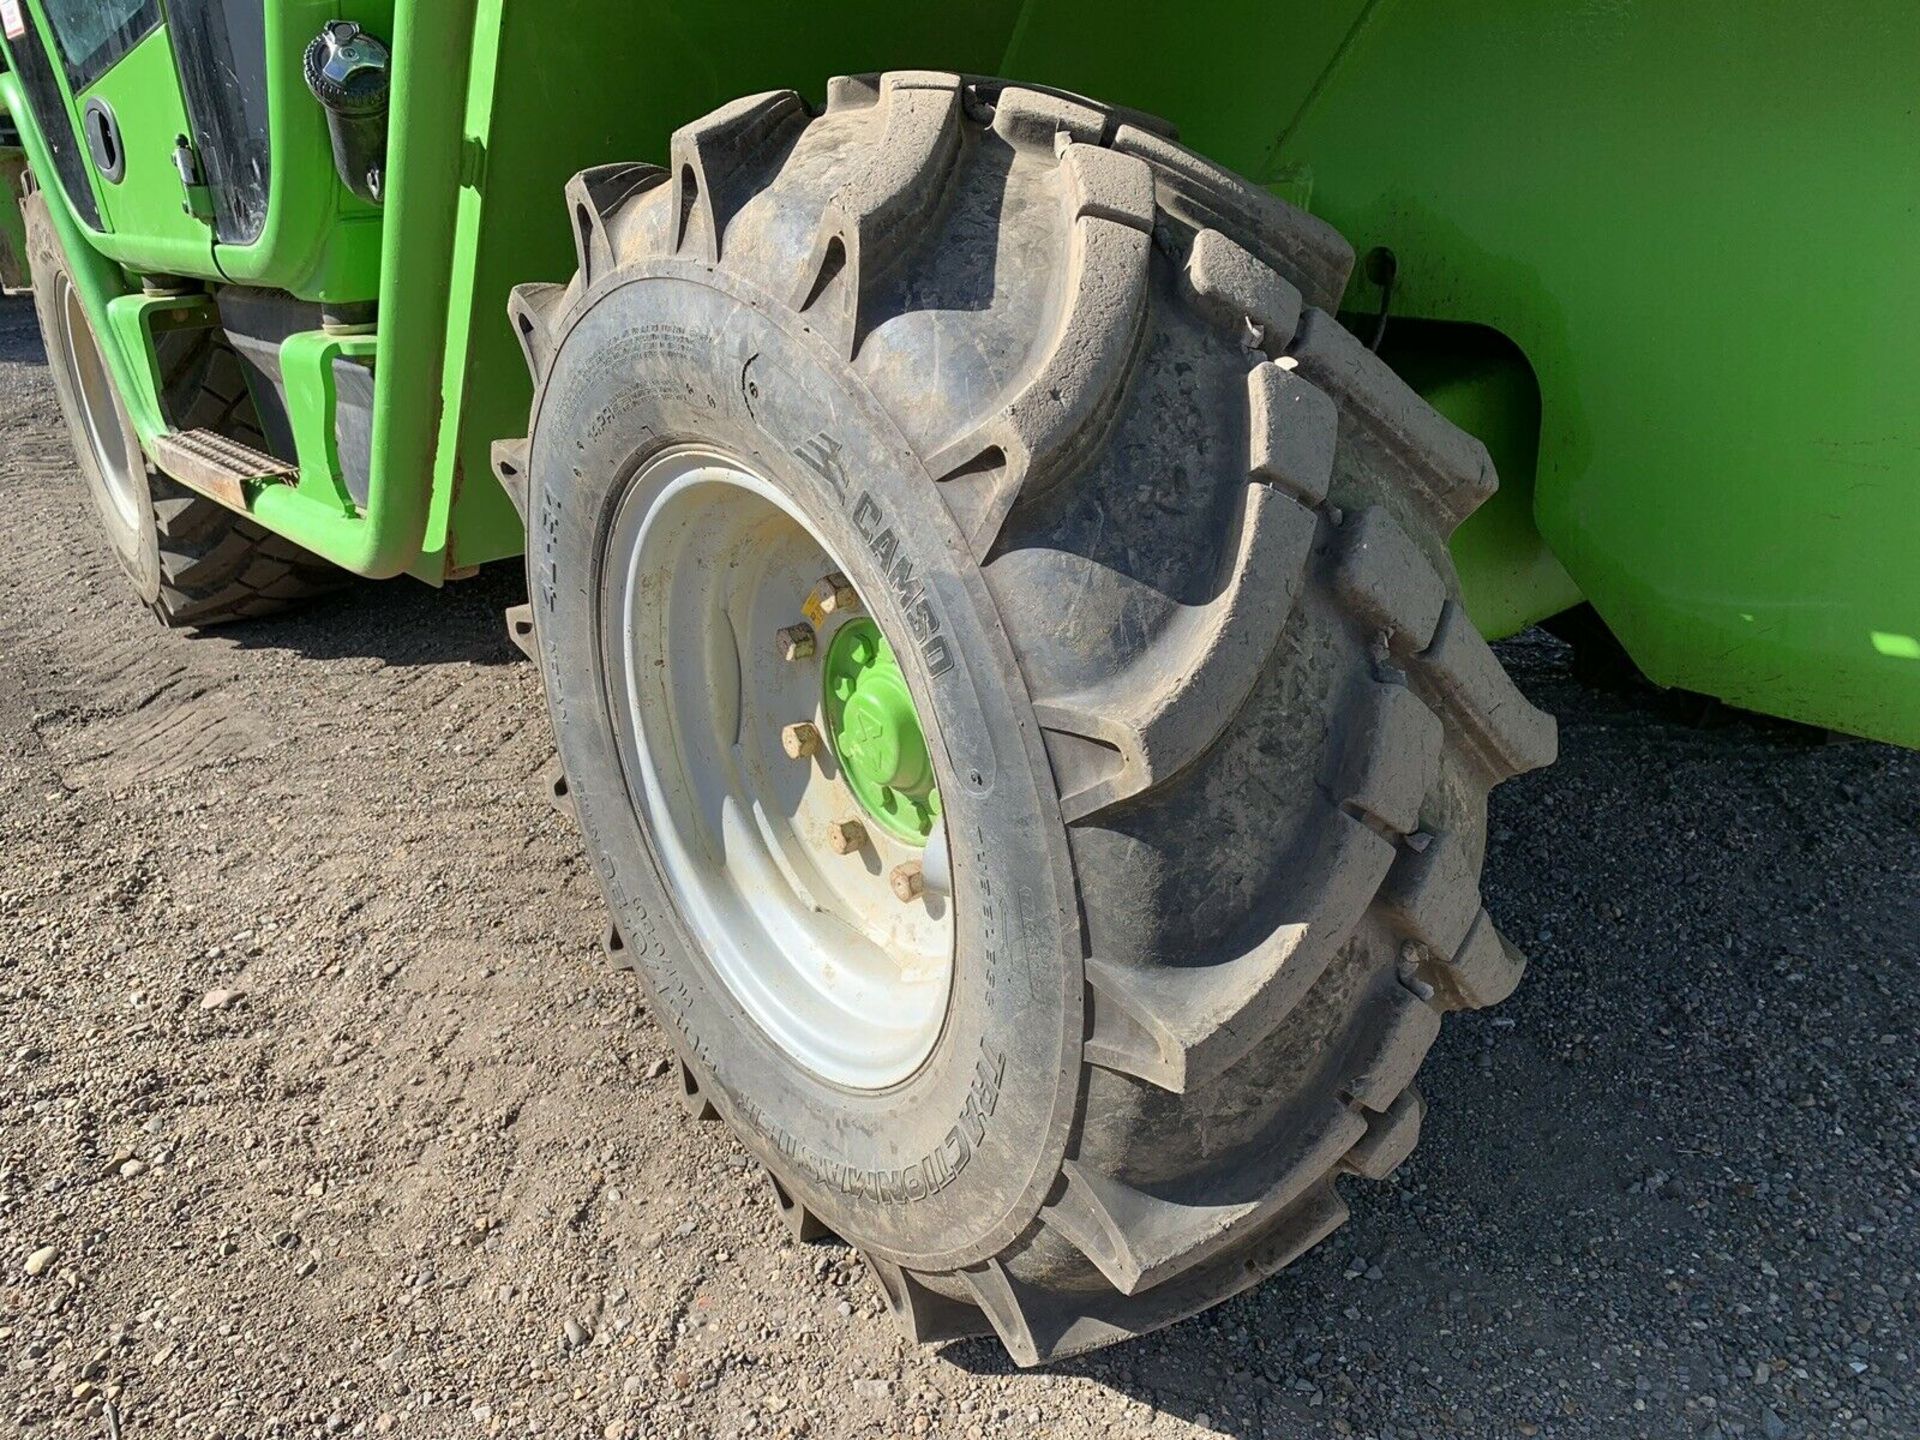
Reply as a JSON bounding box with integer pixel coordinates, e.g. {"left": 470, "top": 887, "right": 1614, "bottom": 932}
{"left": 151, "top": 429, "right": 296, "bottom": 509}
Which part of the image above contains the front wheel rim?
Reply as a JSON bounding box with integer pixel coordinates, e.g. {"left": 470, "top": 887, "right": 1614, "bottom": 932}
{"left": 600, "top": 446, "right": 956, "bottom": 1091}
{"left": 52, "top": 273, "right": 143, "bottom": 535}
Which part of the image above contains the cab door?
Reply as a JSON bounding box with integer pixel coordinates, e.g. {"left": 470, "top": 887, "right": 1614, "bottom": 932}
{"left": 44, "top": 0, "right": 217, "bottom": 273}
{"left": 3, "top": 0, "right": 217, "bottom": 276}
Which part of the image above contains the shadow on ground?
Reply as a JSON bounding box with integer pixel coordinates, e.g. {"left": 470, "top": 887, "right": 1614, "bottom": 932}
{"left": 0, "top": 291, "right": 43, "bottom": 364}
{"left": 209, "top": 563, "right": 529, "bottom": 669}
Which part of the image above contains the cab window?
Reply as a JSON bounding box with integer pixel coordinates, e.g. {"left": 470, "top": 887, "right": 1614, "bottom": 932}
{"left": 39, "top": 0, "right": 160, "bottom": 92}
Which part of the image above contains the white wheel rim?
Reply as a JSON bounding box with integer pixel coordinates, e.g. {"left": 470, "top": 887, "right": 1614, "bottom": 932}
{"left": 52, "top": 273, "right": 143, "bottom": 534}
{"left": 600, "top": 446, "right": 955, "bottom": 1090}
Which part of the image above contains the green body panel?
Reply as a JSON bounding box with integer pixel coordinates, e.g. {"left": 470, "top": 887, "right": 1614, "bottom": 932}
{"left": 408, "top": 0, "right": 507, "bottom": 584}
{"left": 1005, "top": 0, "right": 1920, "bottom": 744}
{"left": 0, "top": 68, "right": 149, "bottom": 392}
{"left": 280, "top": 327, "right": 377, "bottom": 514}
{"left": 1292, "top": 1, "right": 1920, "bottom": 744}
{"left": 2, "top": 1, "right": 1915, "bottom": 744}
{"left": 10, "top": 0, "right": 109, "bottom": 235}
{"left": 429, "top": 0, "right": 1028, "bottom": 579}
{"left": 104, "top": 290, "right": 207, "bottom": 435}
{"left": 1385, "top": 323, "right": 1581, "bottom": 641}
{"left": 18, "top": 1, "right": 383, "bottom": 296}
{"left": 1, "top": 4, "right": 467, "bottom": 579}
{"left": 248, "top": 0, "right": 473, "bottom": 577}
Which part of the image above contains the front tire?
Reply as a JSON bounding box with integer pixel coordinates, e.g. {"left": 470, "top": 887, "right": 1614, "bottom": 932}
{"left": 505, "top": 73, "right": 1556, "bottom": 1364}
{"left": 23, "top": 191, "right": 340, "bottom": 628}
{"left": 26, "top": 191, "right": 162, "bottom": 606}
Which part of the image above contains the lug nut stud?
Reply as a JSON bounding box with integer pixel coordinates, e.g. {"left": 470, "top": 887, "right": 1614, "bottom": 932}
{"left": 826, "top": 818, "right": 868, "bottom": 855}
{"left": 889, "top": 861, "right": 925, "bottom": 903}
{"left": 780, "top": 722, "right": 820, "bottom": 759}
{"left": 812, "top": 571, "right": 860, "bottom": 616}
{"left": 776, "top": 623, "right": 816, "bottom": 662}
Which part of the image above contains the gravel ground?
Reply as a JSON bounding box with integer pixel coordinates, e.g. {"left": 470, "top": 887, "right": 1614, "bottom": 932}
{"left": 1, "top": 288, "right": 1915, "bottom": 1439}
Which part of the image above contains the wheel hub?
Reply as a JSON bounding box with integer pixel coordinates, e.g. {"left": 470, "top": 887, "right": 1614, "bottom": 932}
{"left": 823, "top": 620, "right": 940, "bottom": 844}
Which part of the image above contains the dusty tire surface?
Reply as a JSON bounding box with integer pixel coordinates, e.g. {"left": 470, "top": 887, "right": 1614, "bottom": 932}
{"left": 20, "top": 191, "right": 341, "bottom": 630}
{"left": 508, "top": 74, "right": 1555, "bottom": 1363}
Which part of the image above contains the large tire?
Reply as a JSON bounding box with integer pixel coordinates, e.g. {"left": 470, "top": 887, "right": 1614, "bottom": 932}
{"left": 507, "top": 73, "right": 1556, "bottom": 1364}
{"left": 22, "top": 191, "right": 341, "bottom": 628}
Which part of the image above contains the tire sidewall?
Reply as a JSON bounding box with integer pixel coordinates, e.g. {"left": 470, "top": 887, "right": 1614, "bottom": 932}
{"left": 24, "top": 195, "right": 161, "bottom": 605}
{"left": 529, "top": 262, "right": 1082, "bottom": 1271}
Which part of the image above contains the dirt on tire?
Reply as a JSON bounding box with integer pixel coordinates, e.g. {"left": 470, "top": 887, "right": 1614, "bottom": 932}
{"left": 508, "top": 73, "right": 1555, "bottom": 1367}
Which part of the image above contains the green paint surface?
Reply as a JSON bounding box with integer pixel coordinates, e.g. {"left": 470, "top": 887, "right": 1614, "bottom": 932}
{"left": 1277, "top": 0, "right": 1920, "bottom": 745}
{"left": 207, "top": 0, "right": 390, "bottom": 301}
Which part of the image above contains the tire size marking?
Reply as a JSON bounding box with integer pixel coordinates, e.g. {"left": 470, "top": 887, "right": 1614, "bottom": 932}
{"left": 536, "top": 481, "right": 562, "bottom": 622}
{"left": 848, "top": 486, "right": 952, "bottom": 678}
{"left": 744, "top": 1041, "right": 1005, "bottom": 1205}
{"left": 585, "top": 326, "right": 712, "bottom": 441}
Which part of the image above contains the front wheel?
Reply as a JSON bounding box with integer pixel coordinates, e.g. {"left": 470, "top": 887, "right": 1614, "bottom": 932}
{"left": 504, "top": 73, "right": 1555, "bottom": 1364}
{"left": 23, "top": 191, "right": 340, "bottom": 628}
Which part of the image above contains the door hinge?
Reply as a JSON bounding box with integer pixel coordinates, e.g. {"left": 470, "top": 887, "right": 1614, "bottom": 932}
{"left": 460, "top": 135, "right": 487, "bottom": 192}
{"left": 171, "top": 134, "right": 214, "bottom": 222}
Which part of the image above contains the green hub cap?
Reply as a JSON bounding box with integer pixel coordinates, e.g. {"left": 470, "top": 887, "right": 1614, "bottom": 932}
{"left": 822, "top": 619, "right": 940, "bottom": 844}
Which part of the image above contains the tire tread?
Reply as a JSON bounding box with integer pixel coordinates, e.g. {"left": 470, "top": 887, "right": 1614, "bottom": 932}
{"left": 515, "top": 69, "right": 1556, "bottom": 1366}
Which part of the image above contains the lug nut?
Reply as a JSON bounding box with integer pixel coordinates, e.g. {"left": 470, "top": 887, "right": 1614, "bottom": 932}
{"left": 780, "top": 722, "right": 820, "bottom": 759}
{"left": 812, "top": 571, "right": 860, "bottom": 617}
{"left": 826, "top": 818, "right": 867, "bottom": 854}
{"left": 776, "top": 623, "right": 816, "bottom": 662}
{"left": 889, "top": 861, "right": 925, "bottom": 903}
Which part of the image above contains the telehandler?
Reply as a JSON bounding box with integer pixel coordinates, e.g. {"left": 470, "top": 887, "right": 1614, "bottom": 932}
{"left": 2, "top": 1, "right": 1911, "bottom": 1362}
